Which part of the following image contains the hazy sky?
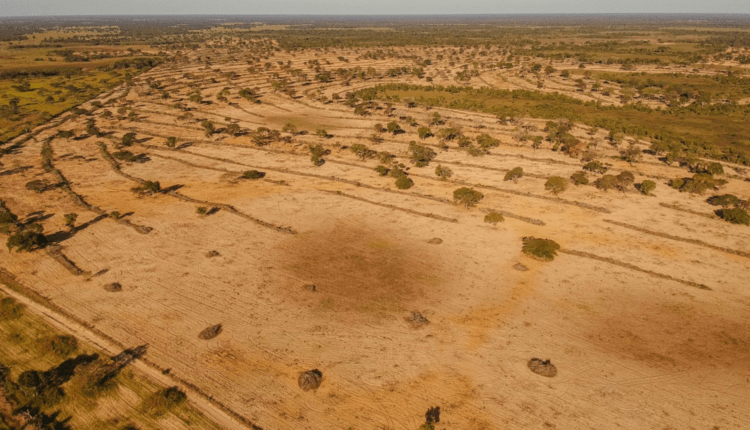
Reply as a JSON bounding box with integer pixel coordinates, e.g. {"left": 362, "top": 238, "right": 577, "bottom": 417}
{"left": 2, "top": 0, "right": 749, "bottom": 17}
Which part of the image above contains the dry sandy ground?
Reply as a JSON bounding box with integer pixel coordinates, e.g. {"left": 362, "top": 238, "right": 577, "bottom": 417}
{"left": 1, "top": 46, "right": 749, "bottom": 430}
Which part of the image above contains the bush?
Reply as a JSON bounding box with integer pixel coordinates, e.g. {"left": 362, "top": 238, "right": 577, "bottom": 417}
{"left": 672, "top": 173, "right": 720, "bottom": 194}
{"left": 544, "top": 176, "right": 568, "bottom": 194}
{"left": 718, "top": 208, "right": 750, "bottom": 225}
{"left": 282, "top": 122, "right": 298, "bottom": 135}
{"left": 374, "top": 165, "right": 390, "bottom": 176}
{"left": 141, "top": 386, "right": 187, "bottom": 417}
{"left": 707, "top": 194, "right": 741, "bottom": 207}
{"left": 25, "top": 180, "right": 47, "bottom": 193}
{"left": 418, "top": 126, "right": 433, "bottom": 139}
{"left": 196, "top": 206, "right": 207, "bottom": 215}
{"left": 522, "top": 237, "right": 560, "bottom": 261}
{"left": 315, "top": 128, "right": 329, "bottom": 138}
{"left": 453, "top": 187, "right": 484, "bottom": 208}
{"left": 504, "top": 167, "right": 523, "bottom": 182}
{"left": 121, "top": 132, "right": 136, "bottom": 146}
{"left": 44, "top": 335, "right": 78, "bottom": 357}
{"left": 484, "top": 212, "right": 504, "bottom": 225}
{"left": 113, "top": 150, "right": 137, "bottom": 162}
{"left": 373, "top": 123, "right": 384, "bottom": 133}
{"left": 0, "top": 297, "right": 24, "bottom": 320}
{"left": 476, "top": 133, "right": 500, "bottom": 149}
{"left": 242, "top": 170, "right": 265, "bottom": 180}
{"left": 7, "top": 230, "right": 47, "bottom": 253}
{"left": 350, "top": 143, "right": 374, "bottom": 161}
{"left": 63, "top": 213, "right": 77, "bottom": 228}
{"left": 435, "top": 165, "right": 453, "bottom": 180}
{"left": 395, "top": 175, "right": 414, "bottom": 189}
{"left": 166, "top": 136, "right": 177, "bottom": 148}
{"left": 409, "top": 141, "right": 436, "bottom": 167}
{"left": 639, "top": 180, "right": 656, "bottom": 195}
{"left": 570, "top": 171, "right": 589, "bottom": 185}
{"left": 386, "top": 121, "right": 403, "bottom": 134}
{"left": 583, "top": 160, "right": 609, "bottom": 174}
{"left": 0, "top": 211, "right": 19, "bottom": 225}
{"left": 309, "top": 144, "right": 329, "bottom": 165}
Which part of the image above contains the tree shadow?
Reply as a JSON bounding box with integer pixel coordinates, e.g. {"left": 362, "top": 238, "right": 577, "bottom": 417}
{"left": 24, "top": 211, "right": 54, "bottom": 225}
{"left": 176, "top": 142, "right": 194, "bottom": 150}
{"left": 162, "top": 184, "right": 183, "bottom": 193}
{"left": 45, "top": 214, "right": 108, "bottom": 244}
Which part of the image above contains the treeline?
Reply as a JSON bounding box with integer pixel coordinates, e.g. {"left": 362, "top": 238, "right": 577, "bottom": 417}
{"left": 354, "top": 84, "right": 750, "bottom": 166}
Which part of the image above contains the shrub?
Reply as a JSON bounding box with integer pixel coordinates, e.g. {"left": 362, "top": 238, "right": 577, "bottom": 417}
{"left": 0, "top": 211, "right": 18, "bottom": 225}
{"left": 620, "top": 143, "right": 642, "bottom": 164}
{"left": 350, "top": 144, "right": 374, "bottom": 161}
{"left": 282, "top": 122, "right": 298, "bottom": 135}
{"left": 0, "top": 297, "right": 24, "bottom": 320}
{"left": 504, "top": 167, "right": 523, "bottom": 182}
{"left": 583, "top": 160, "right": 609, "bottom": 174}
{"left": 378, "top": 152, "right": 395, "bottom": 164}
{"left": 418, "top": 126, "right": 433, "bottom": 139}
{"left": 476, "top": 133, "right": 500, "bottom": 149}
{"left": 201, "top": 120, "right": 215, "bottom": 137}
{"left": 63, "top": 213, "right": 77, "bottom": 228}
{"left": 545, "top": 176, "right": 568, "bottom": 194}
{"left": 435, "top": 165, "right": 453, "bottom": 180}
{"left": 166, "top": 136, "right": 177, "bottom": 148}
{"left": 639, "top": 180, "right": 656, "bottom": 195}
{"left": 453, "top": 187, "right": 484, "bottom": 208}
{"left": 113, "top": 150, "right": 137, "bottom": 162}
{"left": 409, "top": 141, "right": 436, "bottom": 167}
{"left": 242, "top": 170, "right": 265, "bottom": 180}
{"left": 386, "top": 121, "right": 403, "bottom": 134}
{"left": 484, "top": 212, "right": 504, "bottom": 225}
{"left": 109, "top": 211, "right": 121, "bottom": 220}
{"left": 315, "top": 128, "right": 329, "bottom": 139}
{"left": 570, "top": 171, "right": 589, "bottom": 185}
{"left": 309, "top": 144, "right": 329, "bottom": 165}
{"left": 389, "top": 165, "right": 406, "bottom": 178}
{"left": 522, "top": 237, "right": 560, "bottom": 261}
{"left": 718, "top": 208, "right": 750, "bottom": 225}
{"left": 141, "top": 386, "right": 187, "bottom": 417}
{"left": 121, "top": 132, "right": 136, "bottom": 146}
{"left": 395, "top": 175, "right": 414, "bottom": 189}
{"left": 373, "top": 123, "right": 384, "bottom": 133}
{"left": 374, "top": 165, "right": 390, "bottom": 176}
{"left": 707, "top": 194, "right": 741, "bottom": 207}
{"left": 44, "top": 335, "right": 78, "bottom": 357}
{"left": 133, "top": 181, "right": 161, "bottom": 195}
{"left": 7, "top": 230, "right": 47, "bottom": 253}
{"left": 672, "top": 173, "right": 720, "bottom": 194}
{"left": 196, "top": 206, "right": 207, "bottom": 215}
{"left": 25, "top": 180, "right": 47, "bottom": 193}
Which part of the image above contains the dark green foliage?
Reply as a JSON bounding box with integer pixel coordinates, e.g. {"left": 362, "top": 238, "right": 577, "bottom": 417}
{"left": 133, "top": 181, "right": 161, "bottom": 195}
{"left": 504, "top": 167, "right": 523, "bottom": 182}
{"left": 141, "top": 386, "right": 187, "bottom": 417}
{"left": 375, "top": 165, "right": 390, "bottom": 176}
{"left": 522, "top": 237, "right": 561, "bottom": 261}
{"left": 0, "top": 211, "right": 19, "bottom": 225}
{"left": 121, "top": 132, "right": 136, "bottom": 146}
{"left": 196, "top": 206, "right": 207, "bottom": 215}
{"left": 44, "top": 335, "right": 78, "bottom": 358}
{"left": 435, "top": 165, "right": 453, "bottom": 180}
{"left": 545, "top": 176, "right": 568, "bottom": 194}
{"left": 386, "top": 121, "right": 403, "bottom": 134}
{"left": 484, "top": 212, "right": 504, "bottom": 225}
{"left": 718, "top": 208, "right": 750, "bottom": 225}
{"left": 350, "top": 143, "right": 375, "bottom": 161}
{"left": 671, "top": 173, "right": 721, "bottom": 194}
{"left": 395, "top": 175, "right": 414, "bottom": 189}
{"left": 309, "top": 144, "right": 329, "bottom": 166}
{"left": 639, "top": 180, "right": 656, "bottom": 195}
{"left": 583, "top": 160, "right": 609, "bottom": 174}
{"left": 0, "top": 297, "right": 24, "bottom": 320}
{"left": 595, "top": 172, "right": 633, "bottom": 192}
{"left": 418, "top": 126, "right": 433, "bottom": 139}
{"left": 707, "top": 194, "right": 741, "bottom": 207}
{"left": 166, "top": 136, "right": 177, "bottom": 148}
{"left": 7, "top": 230, "right": 47, "bottom": 253}
{"left": 453, "top": 187, "right": 484, "bottom": 208}
{"left": 409, "top": 141, "right": 436, "bottom": 167}
{"left": 25, "top": 180, "right": 47, "bottom": 193}
{"left": 476, "top": 133, "right": 500, "bottom": 149}
{"left": 63, "top": 213, "right": 77, "bottom": 228}
{"left": 570, "top": 171, "right": 589, "bottom": 185}
{"left": 113, "top": 150, "right": 137, "bottom": 162}
{"left": 242, "top": 170, "right": 266, "bottom": 180}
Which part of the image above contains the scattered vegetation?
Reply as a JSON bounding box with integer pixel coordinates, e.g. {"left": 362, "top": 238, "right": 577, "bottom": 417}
{"left": 484, "top": 212, "right": 504, "bottom": 225}
{"left": 522, "top": 237, "right": 561, "bottom": 261}
{"left": 544, "top": 176, "right": 568, "bottom": 194}
{"left": 453, "top": 187, "right": 484, "bottom": 208}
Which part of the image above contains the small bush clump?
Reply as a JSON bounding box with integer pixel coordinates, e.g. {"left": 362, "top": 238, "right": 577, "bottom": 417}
{"left": 242, "top": 170, "right": 266, "bottom": 180}
{"left": 639, "top": 180, "right": 656, "bottom": 195}
{"left": 44, "top": 335, "right": 78, "bottom": 357}
{"left": 7, "top": 230, "right": 47, "bottom": 253}
{"left": 544, "top": 176, "right": 568, "bottom": 194}
{"left": 409, "top": 141, "right": 436, "bottom": 167}
{"left": 522, "top": 237, "right": 561, "bottom": 261}
{"left": 395, "top": 175, "right": 414, "bottom": 190}
{"left": 570, "top": 171, "right": 589, "bottom": 185}
{"left": 434, "top": 165, "right": 453, "bottom": 180}
{"left": 718, "top": 208, "right": 750, "bottom": 226}
{"left": 141, "top": 386, "right": 187, "bottom": 417}
{"left": 504, "top": 167, "right": 523, "bottom": 182}
{"left": 0, "top": 297, "right": 24, "bottom": 320}
{"left": 707, "top": 194, "right": 741, "bottom": 207}
{"left": 484, "top": 212, "right": 504, "bottom": 225}
{"left": 583, "top": 160, "right": 609, "bottom": 174}
{"left": 453, "top": 187, "right": 484, "bottom": 208}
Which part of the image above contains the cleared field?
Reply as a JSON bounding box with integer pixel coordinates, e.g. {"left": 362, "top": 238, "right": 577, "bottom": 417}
{"left": 1, "top": 35, "right": 749, "bottom": 430}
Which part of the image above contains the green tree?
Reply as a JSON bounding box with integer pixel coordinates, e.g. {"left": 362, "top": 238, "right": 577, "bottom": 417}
{"left": 484, "top": 212, "right": 504, "bottom": 225}
{"left": 395, "top": 175, "right": 414, "bottom": 189}
{"left": 409, "top": 142, "right": 436, "bottom": 167}
{"left": 570, "top": 171, "right": 589, "bottom": 185}
{"left": 63, "top": 213, "right": 78, "bottom": 229}
{"left": 522, "top": 237, "right": 560, "bottom": 261}
{"left": 121, "top": 132, "right": 136, "bottom": 146}
{"left": 453, "top": 187, "right": 484, "bottom": 208}
{"left": 545, "top": 176, "right": 568, "bottom": 195}
{"left": 504, "top": 167, "right": 523, "bottom": 183}
{"left": 639, "top": 180, "right": 656, "bottom": 195}
{"left": 718, "top": 208, "right": 750, "bottom": 225}
{"left": 435, "top": 165, "right": 453, "bottom": 180}
{"left": 350, "top": 144, "right": 374, "bottom": 161}
{"left": 418, "top": 126, "right": 433, "bottom": 139}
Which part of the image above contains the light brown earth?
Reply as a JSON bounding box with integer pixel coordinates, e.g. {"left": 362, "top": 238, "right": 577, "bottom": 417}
{"left": 1, "top": 44, "right": 749, "bottom": 429}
